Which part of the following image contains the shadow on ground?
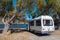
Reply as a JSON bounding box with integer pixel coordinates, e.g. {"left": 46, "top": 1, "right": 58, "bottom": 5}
{"left": 0, "top": 29, "right": 27, "bottom": 34}
{"left": 29, "top": 31, "right": 50, "bottom": 36}
{"left": 0, "top": 30, "right": 3, "bottom": 34}
{"left": 11, "top": 29, "right": 27, "bottom": 33}
{"left": 11, "top": 30, "right": 50, "bottom": 36}
{"left": 0, "top": 29, "right": 51, "bottom": 37}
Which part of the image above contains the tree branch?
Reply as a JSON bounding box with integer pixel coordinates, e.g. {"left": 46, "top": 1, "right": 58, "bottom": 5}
{"left": 8, "top": 14, "right": 15, "bottom": 23}
{"left": 2, "top": 14, "right": 7, "bottom": 24}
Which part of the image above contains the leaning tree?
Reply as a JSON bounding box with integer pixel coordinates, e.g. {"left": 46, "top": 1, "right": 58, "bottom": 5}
{"left": 1, "top": 0, "right": 27, "bottom": 34}
{"left": 0, "top": 0, "right": 16, "bottom": 34}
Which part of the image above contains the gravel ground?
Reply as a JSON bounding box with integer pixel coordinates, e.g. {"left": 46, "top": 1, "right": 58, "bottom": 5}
{"left": 0, "top": 30, "right": 60, "bottom": 40}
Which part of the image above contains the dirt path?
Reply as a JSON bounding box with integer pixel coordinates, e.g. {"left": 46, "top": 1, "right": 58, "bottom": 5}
{"left": 0, "top": 30, "right": 60, "bottom": 40}
{"left": 9, "top": 31, "right": 31, "bottom": 40}
{"left": 0, "top": 31, "right": 33, "bottom": 40}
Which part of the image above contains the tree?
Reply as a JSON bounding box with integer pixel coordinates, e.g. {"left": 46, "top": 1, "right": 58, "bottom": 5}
{"left": 0, "top": 0, "right": 16, "bottom": 34}
{"left": 2, "top": 12, "right": 15, "bottom": 34}
{"left": 48, "top": 0, "right": 60, "bottom": 19}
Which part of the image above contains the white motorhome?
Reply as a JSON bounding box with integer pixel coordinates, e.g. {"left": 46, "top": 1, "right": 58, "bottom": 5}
{"left": 28, "top": 15, "right": 55, "bottom": 34}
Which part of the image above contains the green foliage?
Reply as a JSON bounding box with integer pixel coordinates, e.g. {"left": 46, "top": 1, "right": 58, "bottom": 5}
{"left": 0, "top": 0, "right": 60, "bottom": 20}
{"left": 0, "top": 0, "right": 14, "bottom": 17}
{"left": 48, "top": 0, "right": 60, "bottom": 12}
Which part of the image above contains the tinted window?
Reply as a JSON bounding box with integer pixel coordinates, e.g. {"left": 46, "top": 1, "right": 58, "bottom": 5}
{"left": 43, "top": 20, "right": 53, "bottom": 26}
{"left": 29, "top": 21, "right": 34, "bottom": 26}
{"left": 36, "top": 20, "right": 41, "bottom": 26}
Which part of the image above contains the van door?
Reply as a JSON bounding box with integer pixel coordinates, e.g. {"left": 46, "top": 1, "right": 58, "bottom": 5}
{"left": 35, "top": 19, "right": 41, "bottom": 31}
{"left": 29, "top": 21, "right": 34, "bottom": 30}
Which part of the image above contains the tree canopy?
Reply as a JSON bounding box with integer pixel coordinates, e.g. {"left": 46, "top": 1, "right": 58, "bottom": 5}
{"left": 0, "top": 0, "right": 60, "bottom": 21}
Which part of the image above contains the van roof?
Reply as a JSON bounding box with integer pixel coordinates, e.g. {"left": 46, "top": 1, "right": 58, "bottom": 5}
{"left": 32, "top": 15, "right": 53, "bottom": 20}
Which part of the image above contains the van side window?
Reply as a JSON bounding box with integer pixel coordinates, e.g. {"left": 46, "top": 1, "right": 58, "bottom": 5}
{"left": 36, "top": 20, "right": 41, "bottom": 26}
{"left": 29, "top": 21, "right": 34, "bottom": 26}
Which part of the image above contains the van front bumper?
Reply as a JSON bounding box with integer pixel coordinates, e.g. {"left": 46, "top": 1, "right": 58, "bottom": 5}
{"left": 41, "top": 31, "right": 54, "bottom": 34}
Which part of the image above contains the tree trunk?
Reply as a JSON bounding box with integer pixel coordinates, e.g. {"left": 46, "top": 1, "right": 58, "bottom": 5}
{"left": 2, "top": 24, "right": 10, "bottom": 34}
{"left": 2, "top": 14, "right": 15, "bottom": 34}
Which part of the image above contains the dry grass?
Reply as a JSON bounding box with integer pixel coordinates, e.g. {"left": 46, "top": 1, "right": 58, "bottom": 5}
{"left": 0, "top": 31, "right": 31, "bottom": 40}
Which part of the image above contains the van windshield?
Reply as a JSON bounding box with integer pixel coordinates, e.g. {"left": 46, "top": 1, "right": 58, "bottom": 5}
{"left": 43, "top": 20, "right": 53, "bottom": 26}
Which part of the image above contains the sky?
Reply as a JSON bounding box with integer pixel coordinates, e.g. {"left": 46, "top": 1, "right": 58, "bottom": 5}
{"left": 12, "top": 0, "right": 33, "bottom": 20}
{"left": 12, "top": 0, "right": 16, "bottom": 10}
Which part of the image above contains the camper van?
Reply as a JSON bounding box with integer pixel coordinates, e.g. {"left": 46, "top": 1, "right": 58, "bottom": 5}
{"left": 28, "top": 15, "right": 55, "bottom": 34}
